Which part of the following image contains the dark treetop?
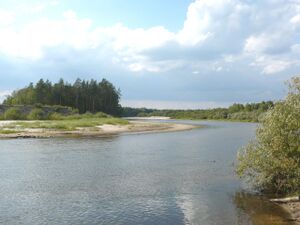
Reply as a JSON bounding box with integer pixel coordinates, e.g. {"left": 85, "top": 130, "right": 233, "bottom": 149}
{"left": 3, "top": 78, "right": 122, "bottom": 116}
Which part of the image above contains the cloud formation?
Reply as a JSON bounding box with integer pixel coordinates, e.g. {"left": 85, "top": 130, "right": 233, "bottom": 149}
{"left": 1, "top": 0, "right": 299, "bottom": 74}
{"left": 0, "top": 0, "right": 299, "bottom": 107}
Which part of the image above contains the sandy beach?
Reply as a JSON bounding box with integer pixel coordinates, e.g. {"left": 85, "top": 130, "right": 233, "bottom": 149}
{"left": 278, "top": 201, "right": 300, "bottom": 224}
{"left": 0, "top": 120, "right": 197, "bottom": 138}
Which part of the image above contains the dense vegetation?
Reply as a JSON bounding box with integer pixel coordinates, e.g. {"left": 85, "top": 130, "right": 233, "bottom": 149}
{"left": 122, "top": 101, "right": 274, "bottom": 122}
{"left": 237, "top": 77, "right": 300, "bottom": 195}
{"left": 3, "top": 78, "right": 121, "bottom": 115}
{"left": 0, "top": 104, "right": 75, "bottom": 120}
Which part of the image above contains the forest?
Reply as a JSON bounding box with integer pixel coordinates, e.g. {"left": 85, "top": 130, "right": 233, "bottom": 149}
{"left": 2, "top": 78, "right": 275, "bottom": 121}
{"left": 122, "top": 101, "right": 274, "bottom": 122}
{"left": 3, "top": 78, "right": 122, "bottom": 116}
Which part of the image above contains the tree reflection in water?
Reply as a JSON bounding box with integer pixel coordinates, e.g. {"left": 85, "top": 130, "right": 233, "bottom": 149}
{"left": 234, "top": 192, "right": 297, "bottom": 225}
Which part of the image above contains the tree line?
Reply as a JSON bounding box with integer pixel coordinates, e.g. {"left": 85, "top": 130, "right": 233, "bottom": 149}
{"left": 3, "top": 78, "right": 122, "bottom": 116}
{"left": 122, "top": 101, "right": 274, "bottom": 122}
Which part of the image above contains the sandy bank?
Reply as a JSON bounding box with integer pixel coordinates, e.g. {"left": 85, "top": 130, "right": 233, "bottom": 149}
{"left": 271, "top": 197, "right": 300, "bottom": 224}
{"left": 124, "top": 116, "right": 171, "bottom": 120}
{"left": 0, "top": 121, "right": 197, "bottom": 138}
{"left": 278, "top": 202, "right": 300, "bottom": 224}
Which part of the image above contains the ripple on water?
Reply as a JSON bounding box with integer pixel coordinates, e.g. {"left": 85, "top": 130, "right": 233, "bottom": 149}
{"left": 0, "top": 121, "right": 295, "bottom": 225}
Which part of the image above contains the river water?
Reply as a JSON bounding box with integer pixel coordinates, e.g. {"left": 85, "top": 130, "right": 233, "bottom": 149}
{"left": 0, "top": 120, "right": 296, "bottom": 225}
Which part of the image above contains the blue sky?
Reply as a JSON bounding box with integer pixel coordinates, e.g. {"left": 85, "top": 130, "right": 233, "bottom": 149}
{"left": 0, "top": 0, "right": 299, "bottom": 109}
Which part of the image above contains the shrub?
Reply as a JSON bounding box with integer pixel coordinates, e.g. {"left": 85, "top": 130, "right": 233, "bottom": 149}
{"left": 27, "top": 108, "right": 45, "bottom": 120}
{"left": 4, "top": 108, "right": 24, "bottom": 120}
{"left": 71, "top": 108, "right": 79, "bottom": 114}
{"left": 95, "top": 112, "right": 110, "bottom": 118}
{"left": 236, "top": 77, "right": 300, "bottom": 194}
{"left": 49, "top": 112, "right": 63, "bottom": 120}
{"left": 34, "top": 103, "right": 43, "bottom": 108}
{"left": 83, "top": 111, "right": 93, "bottom": 117}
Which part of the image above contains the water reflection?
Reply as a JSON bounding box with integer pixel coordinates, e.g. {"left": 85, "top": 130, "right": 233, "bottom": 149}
{"left": 0, "top": 121, "right": 296, "bottom": 225}
{"left": 234, "top": 192, "right": 297, "bottom": 225}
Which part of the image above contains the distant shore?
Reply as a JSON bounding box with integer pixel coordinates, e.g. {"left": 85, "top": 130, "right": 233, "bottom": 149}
{"left": 0, "top": 120, "right": 197, "bottom": 138}
{"left": 124, "top": 116, "right": 171, "bottom": 120}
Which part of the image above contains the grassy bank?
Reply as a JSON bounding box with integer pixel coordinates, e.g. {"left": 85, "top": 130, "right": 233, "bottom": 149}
{"left": 0, "top": 111, "right": 129, "bottom": 134}
{"left": 8, "top": 118, "right": 127, "bottom": 130}
{"left": 0, "top": 119, "right": 198, "bottom": 139}
{"left": 0, "top": 117, "right": 129, "bottom": 132}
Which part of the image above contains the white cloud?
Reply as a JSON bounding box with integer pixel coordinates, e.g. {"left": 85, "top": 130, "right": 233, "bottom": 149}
{"left": 28, "top": 0, "right": 59, "bottom": 13}
{"left": 0, "top": 0, "right": 299, "bottom": 75}
{"left": 250, "top": 56, "right": 297, "bottom": 75}
{"left": 244, "top": 35, "right": 270, "bottom": 54}
{"left": 262, "top": 61, "right": 292, "bottom": 74}
{"left": 0, "top": 10, "right": 14, "bottom": 26}
{"left": 0, "top": 10, "right": 92, "bottom": 59}
{"left": 290, "top": 14, "right": 300, "bottom": 25}
{"left": 261, "top": 59, "right": 293, "bottom": 75}
{"left": 244, "top": 32, "right": 292, "bottom": 56}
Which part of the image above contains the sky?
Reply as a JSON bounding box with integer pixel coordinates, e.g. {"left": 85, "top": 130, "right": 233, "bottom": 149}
{"left": 0, "top": 0, "right": 299, "bottom": 109}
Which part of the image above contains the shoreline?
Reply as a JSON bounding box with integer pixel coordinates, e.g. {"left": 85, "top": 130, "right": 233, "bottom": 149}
{"left": 281, "top": 202, "right": 300, "bottom": 224}
{"left": 270, "top": 197, "right": 300, "bottom": 224}
{"left": 0, "top": 120, "right": 198, "bottom": 139}
{"left": 127, "top": 116, "right": 258, "bottom": 123}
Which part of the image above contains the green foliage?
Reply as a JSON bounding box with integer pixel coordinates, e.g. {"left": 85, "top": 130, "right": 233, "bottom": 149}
{"left": 3, "top": 78, "right": 122, "bottom": 116}
{"left": 48, "top": 112, "right": 63, "bottom": 120}
{"left": 9, "top": 117, "right": 129, "bottom": 131}
{"left": 34, "top": 103, "right": 43, "bottom": 108}
{"left": 48, "top": 112, "right": 110, "bottom": 120}
{"left": 236, "top": 77, "right": 300, "bottom": 194}
{"left": 0, "top": 129, "right": 18, "bottom": 134}
{"left": 228, "top": 103, "right": 244, "bottom": 113}
{"left": 95, "top": 112, "right": 110, "bottom": 118}
{"left": 71, "top": 108, "right": 79, "bottom": 114}
{"left": 122, "top": 101, "right": 274, "bottom": 122}
{"left": 27, "top": 108, "right": 47, "bottom": 120}
{"left": 4, "top": 108, "right": 24, "bottom": 120}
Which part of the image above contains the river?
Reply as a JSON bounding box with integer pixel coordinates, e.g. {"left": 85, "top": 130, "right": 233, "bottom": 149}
{"left": 0, "top": 120, "right": 296, "bottom": 225}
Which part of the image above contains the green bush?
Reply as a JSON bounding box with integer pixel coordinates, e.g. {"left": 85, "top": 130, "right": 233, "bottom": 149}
{"left": 27, "top": 108, "right": 45, "bottom": 120}
{"left": 4, "top": 108, "right": 24, "bottom": 120}
{"left": 94, "top": 112, "right": 110, "bottom": 118}
{"left": 83, "top": 111, "right": 93, "bottom": 117}
{"left": 48, "top": 112, "right": 109, "bottom": 120}
{"left": 236, "top": 77, "right": 300, "bottom": 194}
{"left": 34, "top": 103, "right": 43, "bottom": 108}
{"left": 49, "top": 112, "right": 63, "bottom": 120}
{"left": 71, "top": 108, "right": 79, "bottom": 114}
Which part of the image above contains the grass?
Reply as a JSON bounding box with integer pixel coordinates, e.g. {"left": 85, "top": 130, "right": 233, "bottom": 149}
{"left": 0, "top": 129, "right": 18, "bottom": 134}
{"left": 1, "top": 117, "right": 129, "bottom": 131}
{"left": 0, "top": 111, "right": 130, "bottom": 134}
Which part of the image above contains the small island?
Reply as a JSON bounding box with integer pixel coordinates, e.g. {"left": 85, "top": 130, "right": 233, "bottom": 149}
{"left": 0, "top": 116, "right": 197, "bottom": 138}
{"left": 0, "top": 79, "right": 197, "bottom": 138}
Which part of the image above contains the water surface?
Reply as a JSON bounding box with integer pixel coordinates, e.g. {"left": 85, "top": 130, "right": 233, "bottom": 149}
{"left": 0, "top": 120, "right": 295, "bottom": 224}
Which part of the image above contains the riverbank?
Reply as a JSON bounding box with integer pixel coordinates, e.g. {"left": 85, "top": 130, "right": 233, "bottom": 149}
{"left": 282, "top": 202, "right": 300, "bottom": 224}
{"left": 271, "top": 197, "right": 300, "bottom": 224}
{"left": 0, "top": 120, "right": 197, "bottom": 138}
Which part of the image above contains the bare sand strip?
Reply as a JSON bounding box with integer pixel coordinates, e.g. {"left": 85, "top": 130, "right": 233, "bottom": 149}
{"left": 0, "top": 121, "right": 198, "bottom": 138}
{"left": 124, "top": 116, "right": 171, "bottom": 120}
{"left": 281, "top": 203, "right": 300, "bottom": 224}
{"left": 271, "top": 197, "right": 300, "bottom": 224}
